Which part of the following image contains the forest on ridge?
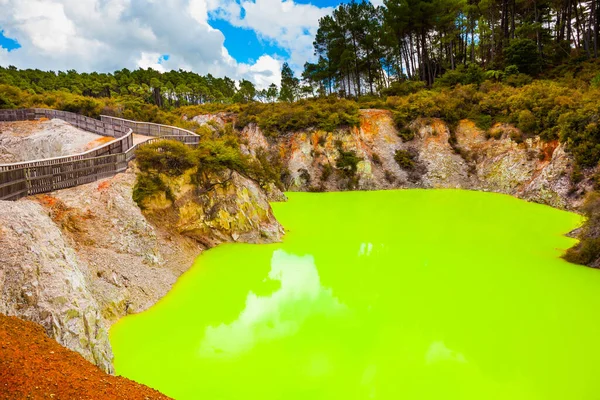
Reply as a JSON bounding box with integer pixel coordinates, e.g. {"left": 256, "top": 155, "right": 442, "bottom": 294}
{"left": 304, "top": 0, "right": 599, "bottom": 94}
{"left": 1, "top": 0, "right": 599, "bottom": 104}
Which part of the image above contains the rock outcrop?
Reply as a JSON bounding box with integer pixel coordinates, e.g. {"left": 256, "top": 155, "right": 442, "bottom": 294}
{"left": 136, "top": 168, "right": 285, "bottom": 248}
{"left": 0, "top": 165, "right": 284, "bottom": 373}
{"left": 0, "top": 201, "right": 113, "bottom": 372}
{"left": 233, "top": 109, "right": 581, "bottom": 209}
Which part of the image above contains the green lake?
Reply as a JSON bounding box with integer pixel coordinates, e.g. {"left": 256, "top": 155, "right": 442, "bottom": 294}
{"left": 110, "top": 189, "right": 600, "bottom": 400}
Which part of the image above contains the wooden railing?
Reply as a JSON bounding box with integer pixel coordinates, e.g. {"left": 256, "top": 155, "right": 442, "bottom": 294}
{"left": 0, "top": 109, "right": 199, "bottom": 201}
{"left": 100, "top": 116, "right": 200, "bottom": 141}
{"left": 1, "top": 109, "right": 131, "bottom": 138}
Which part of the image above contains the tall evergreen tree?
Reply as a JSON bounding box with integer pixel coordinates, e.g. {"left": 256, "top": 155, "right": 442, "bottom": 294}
{"left": 279, "top": 62, "right": 300, "bottom": 102}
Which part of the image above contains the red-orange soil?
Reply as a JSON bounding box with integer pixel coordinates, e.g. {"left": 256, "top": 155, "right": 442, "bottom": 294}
{"left": 0, "top": 314, "right": 171, "bottom": 400}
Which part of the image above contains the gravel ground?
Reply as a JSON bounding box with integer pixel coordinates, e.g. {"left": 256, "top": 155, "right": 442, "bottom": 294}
{"left": 0, "top": 119, "right": 109, "bottom": 163}
{"left": 0, "top": 313, "right": 171, "bottom": 399}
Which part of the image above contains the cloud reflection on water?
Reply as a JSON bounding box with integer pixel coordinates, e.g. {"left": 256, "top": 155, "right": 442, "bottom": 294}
{"left": 199, "top": 249, "right": 345, "bottom": 358}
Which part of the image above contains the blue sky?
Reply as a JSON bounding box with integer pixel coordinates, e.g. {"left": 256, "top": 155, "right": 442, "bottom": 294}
{"left": 208, "top": 19, "right": 288, "bottom": 64}
{"left": 206, "top": 0, "right": 347, "bottom": 64}
{"left": 296, "top": 0, "right": 346, "bottom": 7}
{"left": 0, "top": 0, "right": 366, "bottom": 88}
{"left": 205, "top": 0, "right": 346, "bottom": 65}
{"left": 0, "top": 30, "right": 20, "bottom": 52}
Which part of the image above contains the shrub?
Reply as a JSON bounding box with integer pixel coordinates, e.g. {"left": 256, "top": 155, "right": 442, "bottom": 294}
{"left": 308, "top": 184, "right": 326, "bottom": 192}
{"left": 336, "top": 149, "right": 362, "bottom": 178}
{"left": 397, "top": 127, "right": 415, "bottom": 142}
{"left": 0, "top": 91, "right": 15, "bottom": 109}
{"left": 564, "top": 192, "right": 600, "bottom": 266}
{"left": 246, "top": 147, "right": 286, "bottom": 190}
{"left": 60, "top": 97, "right": 103, "bottom": 117}
{"left": 591, "top": 73, "right": 600, "bottom": 88}
{"left": 236, "top": 97, "right": 360, "bottom": 136}
{"left": 132, "top": 174, "right": 172, "bottom": 208}
{"left": 504, "top": 65, "right": 519, "bottom": 76}
{"left": 504, "top": 73, "right": 533, "bottom": 87}
{"left": 317, "top": 134, "right": 327, "bottom": 146}
{"left": 487, "top": 127, "right": 504, "bottom": 140}
{"left": 195, "top": 139, "right": 248, "bottom": 175}
{"left": 473, "top": 114, "right": 493, "bottom": 130}
{"left": 434, "top": 64, "right": 484, "bottom": 88}
{"left": 509, "top": 130, "right": 524, "bottom": 143}
{"left": 517, "top": 109, "right": 537, "bottom": 134}
{"left": 564, "top": 238, "right": 600, "bottom": 266}
{"left": 504, "top": 39, "right": 542, "bottom": 76}
{"left": 136, "top": 140, "right": 196, "bottom": 176}
{"left": 382, "top": 80, "right": 426, "bottom": 96}
{"left": 394, "top": 149, "right": 415, "bottom": 170}
{"left": 571, "top": 165, "right": 584, "bottom": 184}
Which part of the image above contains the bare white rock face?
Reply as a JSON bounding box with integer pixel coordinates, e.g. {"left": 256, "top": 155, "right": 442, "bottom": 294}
{"left": 0, "top": 200, "right": 114, "bottom": 372}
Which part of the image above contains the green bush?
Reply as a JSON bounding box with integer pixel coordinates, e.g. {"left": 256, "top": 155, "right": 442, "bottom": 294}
{"left": 517, "top": 110, "right": 537, "bottom": 135}
{"left": 246, "top": 147, "right": 287, "bottom": 190}
{"left": 382, "top": 80, "right": 426, "bottom": 96}
{"left": 132, "top": 174, "right": 172, "bottom": 208}
{"left": 397, "top": 126, "right": 415, "bottom": 142}
{"left": 136, "top": 140, "right": 196, "bottom": 176}
{"left": 504, "top": 39, "right": 542, "bottom": 76}
{"left": 434, "top": 64, "right": 484, "bottom": 88}
{"left": 394, "top": 149, "right": 415, "bottom": 170}
{"left": 336, "top": 149, "right": 362, "bottom": 178}
{"left": 509, "top": 130, "right": 524, "bottom": 143}
{"left": 504, "top": 73, "right": 533, "bottom": 87}
{"left": 195, "top": 139, "right": 248, "bottom": 174}
{"left": 473, "top": 114, "right": 493, "bottom": 130}
{"left": 237, "top": 97, "right": 360, "bottom": 136}
{"left": 564, "top": 193, "right": 600, "bottom": 266}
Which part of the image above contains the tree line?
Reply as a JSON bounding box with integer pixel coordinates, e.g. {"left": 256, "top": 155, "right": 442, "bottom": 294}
{"left": 1, "top": 0, "right": 599, "bottom": 106}
{"left": 301, "top": 0, "right": 599, "bottom": 96}
{"left": 0, "top": 65, "right": 288, "bottom": 108}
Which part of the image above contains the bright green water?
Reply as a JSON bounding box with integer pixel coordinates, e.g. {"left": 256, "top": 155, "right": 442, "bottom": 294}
{"left": 110, "top": 190, "right": 600, "bottom": 400}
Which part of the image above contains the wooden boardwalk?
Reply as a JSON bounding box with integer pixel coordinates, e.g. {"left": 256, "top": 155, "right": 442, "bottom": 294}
{"left": 0, "top": 109, "right": 200, "bottom": 201}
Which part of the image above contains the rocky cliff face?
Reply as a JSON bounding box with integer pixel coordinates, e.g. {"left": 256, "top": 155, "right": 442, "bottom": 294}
{"left": 137, "top": 168, "right": 285, "bottom": 247}
{"left": 234, "top": 109, "right": 581, "bottom": 210}
{"left": 0, "top": 201, "right": 113, "bottom": 372}
{"left": 0, "top": 165, "right": 284, "bottom": 373}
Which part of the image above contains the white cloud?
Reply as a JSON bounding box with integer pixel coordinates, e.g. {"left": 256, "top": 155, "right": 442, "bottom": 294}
{"left": 211, "top": 0, "right": 333, "bottom": 69}
{"left": 137, "top": 52, "right": 167, "bottom": 73}
{"left": 237, "top": 54, "right": 282, "bottom": 89}
{"left": 0, "top": 0, "right": 331, "bottom": 88}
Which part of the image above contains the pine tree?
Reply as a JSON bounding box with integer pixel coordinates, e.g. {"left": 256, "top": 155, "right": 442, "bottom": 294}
{"left": 279, "top": 63, "right": 300, "bottom": 102}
